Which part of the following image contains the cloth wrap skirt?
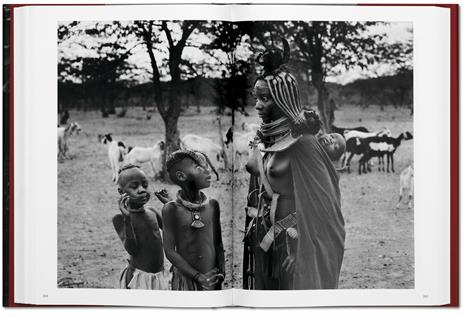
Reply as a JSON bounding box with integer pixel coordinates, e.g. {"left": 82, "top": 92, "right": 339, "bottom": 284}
{"left": 118, "top": 263, "right": 170, "bottom": 290}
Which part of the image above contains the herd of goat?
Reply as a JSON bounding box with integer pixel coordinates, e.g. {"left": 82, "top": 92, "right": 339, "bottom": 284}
{"left": 332, "top": 124, "right": 413, "bottom": 174}
{"left": 57, "top": 117, "right": 414, "bottom": 209}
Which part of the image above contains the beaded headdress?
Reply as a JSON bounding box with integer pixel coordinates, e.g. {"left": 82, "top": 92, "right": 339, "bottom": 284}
{"left": 255, "top": 39, "right": 321, "bottom": 152}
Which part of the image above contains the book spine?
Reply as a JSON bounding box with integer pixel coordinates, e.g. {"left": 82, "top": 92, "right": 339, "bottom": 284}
{"left": 2, "top": 4, "right": 13, "bottom": 307}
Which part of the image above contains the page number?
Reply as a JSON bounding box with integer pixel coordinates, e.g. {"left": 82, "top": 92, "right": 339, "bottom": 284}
{"left": 42, "top": 294, "right": 48, "bottom": 298}
{"left": 422, "top": 294, "right": 429, "bottom": 298}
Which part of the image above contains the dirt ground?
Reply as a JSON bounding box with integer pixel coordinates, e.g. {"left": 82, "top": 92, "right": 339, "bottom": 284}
{"left": 58, "top": 105, "right": 413, "bottom": 289}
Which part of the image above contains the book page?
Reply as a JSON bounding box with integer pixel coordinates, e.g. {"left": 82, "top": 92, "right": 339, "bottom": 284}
{"left": 16, "top": 3, "right": 237, "bottom": 307}
{"left": 12, "top": 3, "right": 451, "bottom": 307}
{"left": 231, "top": 4, "right": 451, "bottom": 306}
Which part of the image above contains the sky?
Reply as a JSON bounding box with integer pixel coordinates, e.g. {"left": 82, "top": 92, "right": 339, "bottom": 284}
{"left": 58, "top": 21, "right": 412, "bottom": 85}
{"left": 327, "top": 22, "right": 412, "bottom": 84}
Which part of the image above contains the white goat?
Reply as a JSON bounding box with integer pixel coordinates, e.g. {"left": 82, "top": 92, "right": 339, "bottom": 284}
{"left": 241, "top": 122, "right": 260, "bottom": 132}
{"left": 57, "top": 122, "right": 82, "bottom": 162}
{"left": 344, "top": 127, "right": 392, "bottom": 141}
{"left": 234, "top": 131, "right": 257, "bottom": 171}
{"left": 180, "top": 134, "right": 222, "bottom": 180}
{"left": 125, "top": 140, "right": 165, "bottom": 179}
{"left": 99, "top": 133, "right": 126, "bottom": 183}
{"left": 396, "top": 165, "right": 414, "bottom": 209}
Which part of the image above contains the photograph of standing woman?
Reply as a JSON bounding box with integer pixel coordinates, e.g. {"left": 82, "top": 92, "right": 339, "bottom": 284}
{"left": 244, "top": 40, "right": 345, "bottom": 290}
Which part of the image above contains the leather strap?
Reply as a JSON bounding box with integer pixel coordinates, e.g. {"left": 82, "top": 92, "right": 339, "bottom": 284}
{"left": 255, "top": 147, "right": 279, "bottom": 227}
{"left": 255, "top": 146, "right": 274, "bottom": 197}
{"left": 260, "top": 213, "right": 297, "bottom": 252}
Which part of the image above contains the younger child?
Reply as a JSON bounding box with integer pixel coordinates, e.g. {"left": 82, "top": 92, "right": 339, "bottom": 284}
{"left": 319, "top": 132, "right": 346, "bottom": 162}
{"left": 162, "top": 150, "right": 225, "bottom": 290}
{"left": 112, "top": 164, "right": 169, "bottom": 290}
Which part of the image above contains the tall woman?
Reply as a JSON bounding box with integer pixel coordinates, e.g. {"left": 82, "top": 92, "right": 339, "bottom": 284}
{"left": 245, "top": 40, "right": 345, "bottom": 290}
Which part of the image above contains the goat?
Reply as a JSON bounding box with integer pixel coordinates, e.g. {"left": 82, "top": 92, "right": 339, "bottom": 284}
{"left": 343, "top": 128, "right": 392, "bottom": 172}
{"left": 332, "top": 124, "right": 368, "bottom": 136}
{"left": 344, "top": 127, "right": 391, "bottom": 141}
{"left": 59, "top": 110, "right": 70, "bottom": 126}
{"left": 125, "top": 140, "right": 165, "bottom": 179}
{"left": 224, "top": 126, "right": 233, "bottom": 148}
{"left": 241, "top": 122, "right": 260, "bottom": 132}
{"left": 358, "top": 132, "right": 413, "bottom": 174}
{"left": 180, "top": 134, "right": 222, "bottom": 180}
{"left": 233, "top": 131, "right": 257, "bottom": 171}
{"left": 396, "top": 165, "right": 414, "bottom": 209}
{"left": 57, "top": 122, "right": 82, "bottom": 162}
{"left": 99, "top": 133, "right": 126, "bottom": 183}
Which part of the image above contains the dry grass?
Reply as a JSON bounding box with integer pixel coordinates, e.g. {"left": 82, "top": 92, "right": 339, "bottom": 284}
{"left": 58, "top": 104, "right": 413, "bottom": 289}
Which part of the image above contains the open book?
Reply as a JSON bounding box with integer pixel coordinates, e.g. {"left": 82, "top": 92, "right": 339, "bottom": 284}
{"left": 3, "top": 3, "right": 458, "bottom": 307}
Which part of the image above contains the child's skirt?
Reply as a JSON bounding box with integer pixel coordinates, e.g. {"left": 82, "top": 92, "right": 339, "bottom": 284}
{"left": 171, "top": 266, "right": 202, "bottom": 290}
{"left": 118, "top": 263, "right": 170, "bottom": 290}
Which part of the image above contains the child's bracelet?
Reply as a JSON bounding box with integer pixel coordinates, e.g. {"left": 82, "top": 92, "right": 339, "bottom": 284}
{"left": 193, "top": 272, "right": 201, "bottom": 282}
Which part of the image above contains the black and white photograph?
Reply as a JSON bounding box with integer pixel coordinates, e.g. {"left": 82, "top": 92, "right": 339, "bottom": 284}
{"left": 57, "top": 19, "right": 413, "bottom": 291}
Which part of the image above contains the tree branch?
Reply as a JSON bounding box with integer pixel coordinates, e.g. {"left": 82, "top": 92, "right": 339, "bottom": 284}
{"left": 161, "top": 21, "right": 174, "bottom": 49}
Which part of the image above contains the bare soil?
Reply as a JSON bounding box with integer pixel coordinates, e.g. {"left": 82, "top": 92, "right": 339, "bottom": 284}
{"left": 58, "top": 105, "right": 413, "bottom": 290}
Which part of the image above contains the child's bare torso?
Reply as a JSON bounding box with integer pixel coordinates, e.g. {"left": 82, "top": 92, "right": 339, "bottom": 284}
{"left": 172, "top": 201, "right": 217, "bottom": 274}
{"left": 113, "top": 207, "right": 164, "bottom": 273}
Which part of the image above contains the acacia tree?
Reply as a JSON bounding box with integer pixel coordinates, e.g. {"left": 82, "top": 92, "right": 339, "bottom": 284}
{"left": 203, "top": 21, "right": 253, "bottom": 125}
{"left": 251, "top": 22, "right": 412, "bottom": 132}
{"left": 134, "top": 20, "right": 199, "bottom": 179}
{"left": 289, "top": 21, "right": 386, "bottom": 132}
{"left": 58, "top": 22, "right": 138, "bottom": 114}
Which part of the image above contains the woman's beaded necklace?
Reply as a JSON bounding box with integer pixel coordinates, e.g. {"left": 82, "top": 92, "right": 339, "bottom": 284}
{"left": 258, "top": 117, "right": 292, "bottom": 147}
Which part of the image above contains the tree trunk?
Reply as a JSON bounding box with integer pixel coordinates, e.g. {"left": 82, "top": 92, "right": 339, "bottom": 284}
{"left": 318, "top": 86, "right": 331, "bottom": 133}
{"left": 161, "top": 112, "right": 181, "bottom": 180}
{"left": 307, "top": 22, "right": 333, "bottom": 134}
{"left": 159, "top": 59, "right": 182, "bottom": 181}
{"left": 216, "top": 116, "right": 228, "bottom": 170}
{"left": 138, "top": 21, "right": 198, "bottom": 180}
{"left": 311, "top": 71, "right": 332, "bottom": 133}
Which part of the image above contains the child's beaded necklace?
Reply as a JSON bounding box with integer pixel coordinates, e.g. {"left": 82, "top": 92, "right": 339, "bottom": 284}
{"left": 176, "top": 190, "right": 208, "bottom": 229}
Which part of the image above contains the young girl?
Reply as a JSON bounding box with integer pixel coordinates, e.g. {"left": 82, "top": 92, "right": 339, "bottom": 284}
{"left": 112, "top": 164, "right": 170, "bottom": 290}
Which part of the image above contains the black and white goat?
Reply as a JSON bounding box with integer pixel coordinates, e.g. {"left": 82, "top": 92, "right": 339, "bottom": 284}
{"left": 99, "top": 133, "right": 127, "bottom": 183}
{"left": 224, "top": 126, "right": 233, "bottom": 148}
{"left": 343, "top": 128, "right": 392, "bottom": 173}
{"left": 357, "top": 131, "right": 413, "bottom": 174}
